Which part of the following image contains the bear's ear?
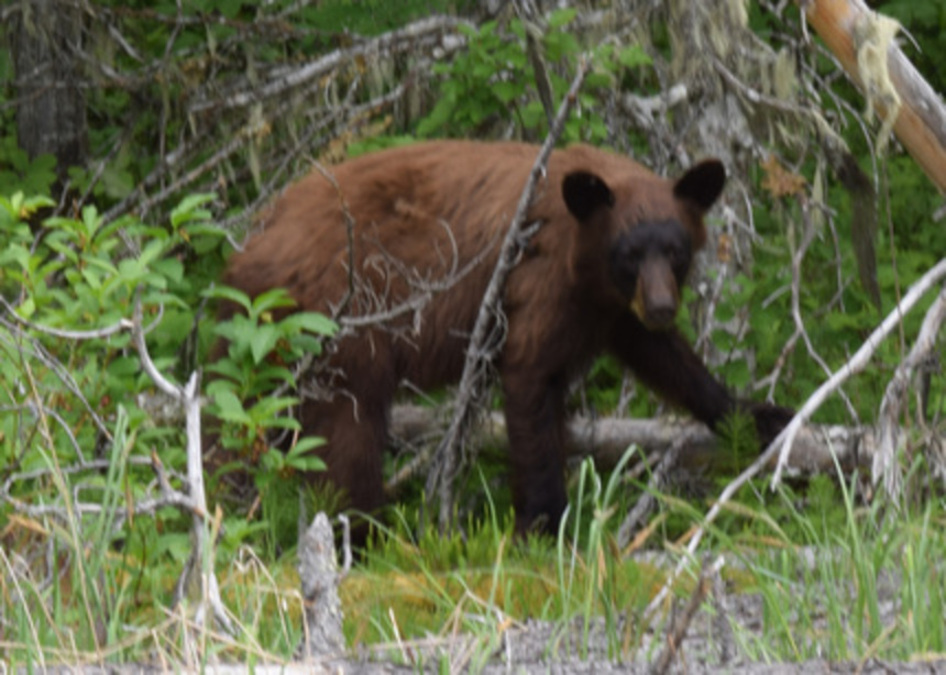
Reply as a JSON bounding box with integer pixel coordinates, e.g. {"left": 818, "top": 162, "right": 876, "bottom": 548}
{"left": 673, "top": 159, "right": 726, "bottom": 213}
{"left": 563, "top": 171, "right": 615, "bottom": 222}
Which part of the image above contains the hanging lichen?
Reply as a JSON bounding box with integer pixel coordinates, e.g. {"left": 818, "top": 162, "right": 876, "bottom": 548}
{"left": 854, "top": 11, "right": 902, "bottom": 155}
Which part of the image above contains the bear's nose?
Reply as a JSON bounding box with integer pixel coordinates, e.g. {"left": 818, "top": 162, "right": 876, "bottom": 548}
{"left": 643, "top": 299, "right": 676, "bottom": 329}
{"left": 632, "top": 257, "right": 679, "bottom": 330}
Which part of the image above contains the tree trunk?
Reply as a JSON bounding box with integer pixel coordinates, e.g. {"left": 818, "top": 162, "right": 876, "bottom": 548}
{"left": 10, "top": 0, "right": 88, "bottom": 191}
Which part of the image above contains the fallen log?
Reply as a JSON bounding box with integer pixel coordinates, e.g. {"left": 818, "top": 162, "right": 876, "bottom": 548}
{"left": 388, "top": 404, "right": 871, "bottom": 492}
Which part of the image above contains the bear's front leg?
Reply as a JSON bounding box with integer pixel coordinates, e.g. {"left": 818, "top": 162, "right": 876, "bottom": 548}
{"left": 501, "top": 367, "right": 570, "bottom": 536}
{"left": 608, "top": 313, "right": 793, "bottom": 444}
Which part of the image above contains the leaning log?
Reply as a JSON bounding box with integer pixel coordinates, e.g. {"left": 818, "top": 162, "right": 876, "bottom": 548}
{"left": 801, "top": 0, "right": 946, "bottom": 192}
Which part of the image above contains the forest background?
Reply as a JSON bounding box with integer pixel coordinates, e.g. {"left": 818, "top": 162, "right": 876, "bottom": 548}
{"left": 1, "top": 0, "right": 945, "bottom": 671}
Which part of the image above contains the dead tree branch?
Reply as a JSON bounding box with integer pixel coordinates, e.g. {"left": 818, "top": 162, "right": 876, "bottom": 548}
{"left": 99, "top": 14, "right": 471, "bottom": 225}
{"left": 771, "top": 256, "right": 946, "bottom": 487}
{"left": 875, "top": 282, "right": 946, "bottom": 503}
{"left": 650, "top": 557, "right": 721, "bottom": 675}
{"left": 644, "top": 256, "right": 946, "bottom": 625}
{"left": 296, "top": 513, "right": 345, "bottom": 661}
{"left": 424, "top": 57, "right": 592, "bottom": 531}
{"left": 801, "top": 0, "right": 946, "bottom": 191}
{"left": 129, "top": 298, "right": 234, "bottom": 635}
{"left": 187, "top": 16, "right": 471, "bottom": 115}
{"left": 388, "top": 404, "right": 867, "bottom": 500}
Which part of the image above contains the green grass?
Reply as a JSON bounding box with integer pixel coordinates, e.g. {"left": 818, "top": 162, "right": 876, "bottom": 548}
{"left": 3, "top": 443, "right": 946, "bottom": 670}
{"left": 716, "top": 470, "right": 946, "bottom": 664}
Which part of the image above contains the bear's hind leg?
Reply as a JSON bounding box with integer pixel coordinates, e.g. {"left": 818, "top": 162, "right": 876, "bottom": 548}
{"left": 302, "top": 394, "right": 388, "bottom": 520}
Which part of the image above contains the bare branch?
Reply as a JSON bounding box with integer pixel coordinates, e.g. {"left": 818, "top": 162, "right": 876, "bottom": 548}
{"left": 425, "top": 57, "right": 593, "bottom": 530}
{"left": 127, "top": 297, "right": 234, "bottom": 635}
{"left": 771, "top": 256, "right": 946, "bottom": 487}
{"left": 650, "top": 557, "right": 722, "bottom": 675}
{"left": 515, "top": 0, "right": 556, "bottom": 127}
{"left": 132, "top": 299, "right": 183, "bottom": 399}
{"left": 188, "top": 15, "right": 471, "bottom": 114}
{"left": 615, "top": 430, "right": 693, "bottom": 550}
{"left": 875, "top": 283, "right": 946, "bottom": 503}
{"left": 1, "top": 294, "right": 134, "bottom": 341}
{"left": 644, "top": 256, "right": 946, "bottom": 625}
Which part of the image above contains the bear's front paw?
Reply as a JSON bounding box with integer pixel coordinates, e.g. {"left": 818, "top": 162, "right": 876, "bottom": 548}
{"left": 746, "top": 402, "right": 796, "bottom": 450}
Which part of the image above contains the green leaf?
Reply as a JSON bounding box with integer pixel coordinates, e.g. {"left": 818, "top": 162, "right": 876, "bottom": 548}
{"left": 138, "top": 238, "right": 168, "bottom": 268}
{"left": 203, "top": 285, "right": 253, "bottom": 312}
{"left": 492, "top": 81, "right": 521, "bottom": 104}
{"left": 547, "top": 7, "right": 577, "bottom": 29}
{"left": 288, "top": 436, "right": 325, "bottom": 456}
{"left": 285, "top": 438, "right": 326, "bottom": 472}
{"left": 281, "top": 311, "right": 338, "bottom": 337}
{"left": 205, "top": 366, "right": 245, "bottom": 390}
{"left": 170, "top": 193, "right": 216, "bottom": 229}
{"left": 250, "top": 323, "right": 280, "bottom": 364}
{"left": 151, "top": 257, "right": 184, "bottom": 284}
{"left": 81, "top": 205, "right": 103, "bottom": 241}
{"left": 17, "top": 296, "right": 35, "bottom": 318}
{"left": 250, "top": 287, "right": 297, "bottom": 316}
{"left": 211, "top": 389, "right": 253, "bottom": 425}
{"left": 617, "top": 45, "right": 652, "bottom": 69}
{"left": 248, "top": 395, "right": 298, "bottom": 420}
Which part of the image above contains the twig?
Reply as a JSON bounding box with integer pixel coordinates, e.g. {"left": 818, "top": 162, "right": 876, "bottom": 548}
{"left": 789, "top": 199, "right": 859, "bottom": 421}
{"left": 650, "top": 557, "right": 721, "bottom": 675}
{"left": 615, "top": 431, "right": 695, "bottom": 549}
{"left": 103, "top": 17, "right": 467, "bottom": 226}
{"left": 875, "top": 282, "right": 946, "bottom": 503}
{"left": 0, "top": 293, "right": 168, "bottom": 342}
{"left": 425, "top": 57, "right": 592, "bottom": 530}
{"left": 0, "top": 316, "right": 112, "bottom": 441}
{"left": 515, "top": 0, "right": 555, "bottom": 127}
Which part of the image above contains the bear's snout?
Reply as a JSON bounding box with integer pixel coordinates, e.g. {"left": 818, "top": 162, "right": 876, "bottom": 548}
{"left": 631, "top": 256, "right": 679, "bottom": 330}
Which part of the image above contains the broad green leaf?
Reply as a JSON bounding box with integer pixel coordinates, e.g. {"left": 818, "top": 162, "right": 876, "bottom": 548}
{"left": 170, "top": 193, "right": 216, "bottom": 229}
{"left": 250, "top": 287, "right": 297, "bottom": 316}
{"left": 281, "top": 311, "right": 338, "bottom": 337}
{"left": 203, "top": 285, "right": 253, "bottom": 312}
{"left": 211, "top": 389, "right": 253, "bottom": 425}
{"left": 249, "top": 323, "right": 279, "bottom": 364}
{"left": 248, "top": 395, "right": 299, "bottom": 421}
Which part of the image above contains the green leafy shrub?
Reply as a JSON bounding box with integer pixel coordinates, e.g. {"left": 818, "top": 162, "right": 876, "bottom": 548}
{"left": 203, "top": 285, "right": 336, "bottom": 494}
{"left": 417, "top": 10, "right": 651, "bottom": 144}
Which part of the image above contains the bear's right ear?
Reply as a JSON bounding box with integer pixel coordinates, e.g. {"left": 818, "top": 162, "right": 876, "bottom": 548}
{"left": 673, "top": 159, "right": 726, "bottom": 213}
{"left": 563, "top": 171, "right": 615, "bottom": 223}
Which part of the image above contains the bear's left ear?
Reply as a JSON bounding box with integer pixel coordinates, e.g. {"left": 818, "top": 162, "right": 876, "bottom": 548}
{"left": 673, "top": 159, "right": 726, "bottom": 213}
{"left": 563, "top": 170, "right": 615, "bottom": 223}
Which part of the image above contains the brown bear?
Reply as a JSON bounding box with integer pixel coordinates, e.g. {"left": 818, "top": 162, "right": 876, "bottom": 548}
{"left": 217, "top": 140, "right": 792, "bottom": 535}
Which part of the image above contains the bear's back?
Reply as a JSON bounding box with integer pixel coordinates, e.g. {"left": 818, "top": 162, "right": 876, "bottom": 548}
{"left": 225, "top": 140, "right": 666, "bottom": 312}
{"left": 221, "top": 141, "right": 689, "bottom": 388}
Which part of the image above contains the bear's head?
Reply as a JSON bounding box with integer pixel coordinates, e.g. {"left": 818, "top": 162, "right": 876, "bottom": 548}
{"left": 562, "top": 160, "right": 725, "bottom": 330}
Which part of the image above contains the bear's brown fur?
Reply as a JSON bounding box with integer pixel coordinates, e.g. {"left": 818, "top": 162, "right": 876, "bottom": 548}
{"left": 218, "top": 140, "right": 791, "bottom": 534}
